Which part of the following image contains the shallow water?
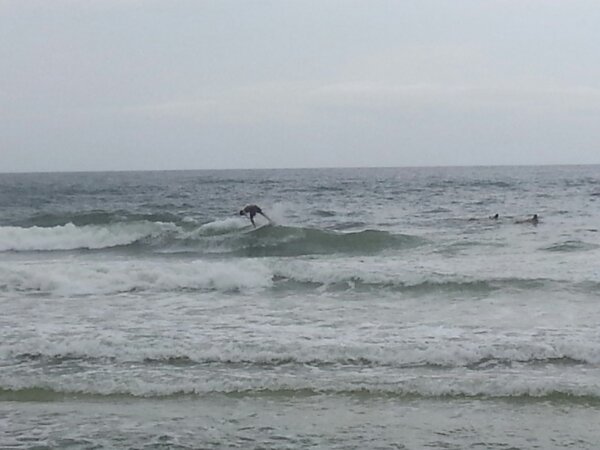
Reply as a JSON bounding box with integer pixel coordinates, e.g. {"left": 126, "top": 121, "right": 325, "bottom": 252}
{"left": 1, "top": 166, "right": 599, "bottom": 448}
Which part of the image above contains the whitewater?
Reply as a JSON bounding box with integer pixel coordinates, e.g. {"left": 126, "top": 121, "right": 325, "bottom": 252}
{"left": 1, "top": 166, "right": 600, "bottom": 449}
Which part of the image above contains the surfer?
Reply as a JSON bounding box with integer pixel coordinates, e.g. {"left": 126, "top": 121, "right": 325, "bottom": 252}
{"left": 516, "top": 214, "right": 538, "bottom": 225}
{"left": 468, "top": 213, "right": 499, "bottom": 222}
{"left": 239, "top": 204, "right": 271, "bottom": 227}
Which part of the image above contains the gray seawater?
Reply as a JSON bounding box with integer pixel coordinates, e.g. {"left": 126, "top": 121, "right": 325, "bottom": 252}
{"left": 1, "top": 166, "right": 599, "bottom": 449}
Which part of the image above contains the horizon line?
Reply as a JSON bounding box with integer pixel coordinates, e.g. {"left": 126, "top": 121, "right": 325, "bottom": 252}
{"left": 1, "top": 162, "right": 599, "bottom": 176}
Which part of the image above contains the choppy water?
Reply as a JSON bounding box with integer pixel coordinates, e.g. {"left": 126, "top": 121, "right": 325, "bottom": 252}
{"left": 1, "top": 166, "right": 599, "bottom": 449}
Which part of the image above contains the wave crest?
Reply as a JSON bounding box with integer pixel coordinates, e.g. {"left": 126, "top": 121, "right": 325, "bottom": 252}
{"left": 229, "top": 226, "right": 421, "bottom": 257}
{"left": 0, "top": 222, "right": 177, "bottom": 252}
{"left": 2, "top": 379, "right": 600, "bottom": 402}
{"left": 0, "top": 260, "right": 272, "bottom": 295}
{"left": 0, "top": 257, "right": 576, "bottom": 296}
{"left": 0, "top": 222, "right": 422, "bottom": 256}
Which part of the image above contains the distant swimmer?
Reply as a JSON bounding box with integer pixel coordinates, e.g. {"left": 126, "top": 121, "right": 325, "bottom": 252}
{"left": 516, "top": 214, "right": 538, "bottom": 225}
{"left": 239, "top": 204, "right": 271, "bottom": 227}
{"left": 469, "top": 213, "right": 499, "bottom": 222}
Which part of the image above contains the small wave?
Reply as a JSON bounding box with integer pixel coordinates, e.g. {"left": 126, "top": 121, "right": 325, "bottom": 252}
{"left": 271, "top": 259, "right": 553, "bottom": 294}
{"left": 315, "top": 209, "right": 336, "bottom": 217}
{"left": 10, "top": 352, "right": 593, "bottom": 370}
{"left": 230, "top": 226, "right": 422, "bottom": 257}
{"left": 2, "top": 379, "right": 600, "bottom": 403}
{"left": 542, "top": 240, "right": 600, "bottom": 253}
{"left": 5, "top": 337, "right": 600, "bottom": 368}
{"left": 273, "top": 276, "right": 547, "bottom": 295}
{"left": 14, "top": 210, "right": 184, "bottom": 228}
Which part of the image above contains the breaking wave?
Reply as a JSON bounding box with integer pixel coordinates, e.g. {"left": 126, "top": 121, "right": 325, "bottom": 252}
{"left": 5, "top": 339, "right": 600, "bottom": 367}
{"left": 2, "top": 378, "right": 600, "bottom": 402}
{"left": 0, "top": 222, "right": 178, "bottom": 252}
{"left": 0, "top": 259, "right": 568, "bottom": 296}
{"left": 0, "top": 260, "right": 273, "bottom": 295}
{"left": 3, "top": 334, "right": 600, "bottom": 402}
{"left": 0, "top": 221, "right": 422, "bottom": 256}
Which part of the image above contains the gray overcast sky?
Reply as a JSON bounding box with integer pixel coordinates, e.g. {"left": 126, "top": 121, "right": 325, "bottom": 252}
{"left": 1, "top": 0, "right": 599, "bottom": 172}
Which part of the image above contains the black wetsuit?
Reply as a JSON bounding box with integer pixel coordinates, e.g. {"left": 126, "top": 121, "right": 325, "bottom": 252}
{"left": 242, "top": 204, "right": 262, "bottom": 219}
{"left": 241, "top": 204, "right": 268, "bottom": 227}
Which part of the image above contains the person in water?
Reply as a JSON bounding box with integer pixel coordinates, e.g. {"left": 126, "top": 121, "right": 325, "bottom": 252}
{"left": 469, "top": 213, "right": 499, "bottom": 222}
{"left": 516, "top": 214, "right": 538, "bottom": 225}
{"left": 239, "top": 204, "right": 272, "bottom": 227}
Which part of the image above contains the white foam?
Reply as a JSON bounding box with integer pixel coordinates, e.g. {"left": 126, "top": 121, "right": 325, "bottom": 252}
{"left": 0, "top": 257, "right": 434, "bottom": 296}
{"left": 2, "top": 369, "right": 600, "bottom": 398}
{"left": 0, "top": 222, "right": 178, "bottom": 252}
{"left": 0, "top": 259, "right": 273, "bottom": 295}
{"left": 195, "top": 217, "right": 249, "bottom": 235}
{"left": 4, "top": 332, "right": 600, "bottom": 366}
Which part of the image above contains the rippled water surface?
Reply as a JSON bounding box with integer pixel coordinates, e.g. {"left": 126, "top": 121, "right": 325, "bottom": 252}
{"left": 1, "top": 166, "right": 599, "bottom": 449}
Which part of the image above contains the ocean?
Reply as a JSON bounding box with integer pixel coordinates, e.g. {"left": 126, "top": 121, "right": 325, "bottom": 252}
{"left": 1, "top": 165, "right": 599, "bottom": 449}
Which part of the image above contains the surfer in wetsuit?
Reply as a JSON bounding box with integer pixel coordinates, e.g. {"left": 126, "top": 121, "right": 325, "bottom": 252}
{"left": 468, "top": 213, "right": 499, "bottom": 222}
{"left": 239, "top": 204, "right": 271, "bottom": 227}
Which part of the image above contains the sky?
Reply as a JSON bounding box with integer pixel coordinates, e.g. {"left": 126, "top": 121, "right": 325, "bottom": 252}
{"left": 1, "top": 0, "right": 599, "bottom": 172}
